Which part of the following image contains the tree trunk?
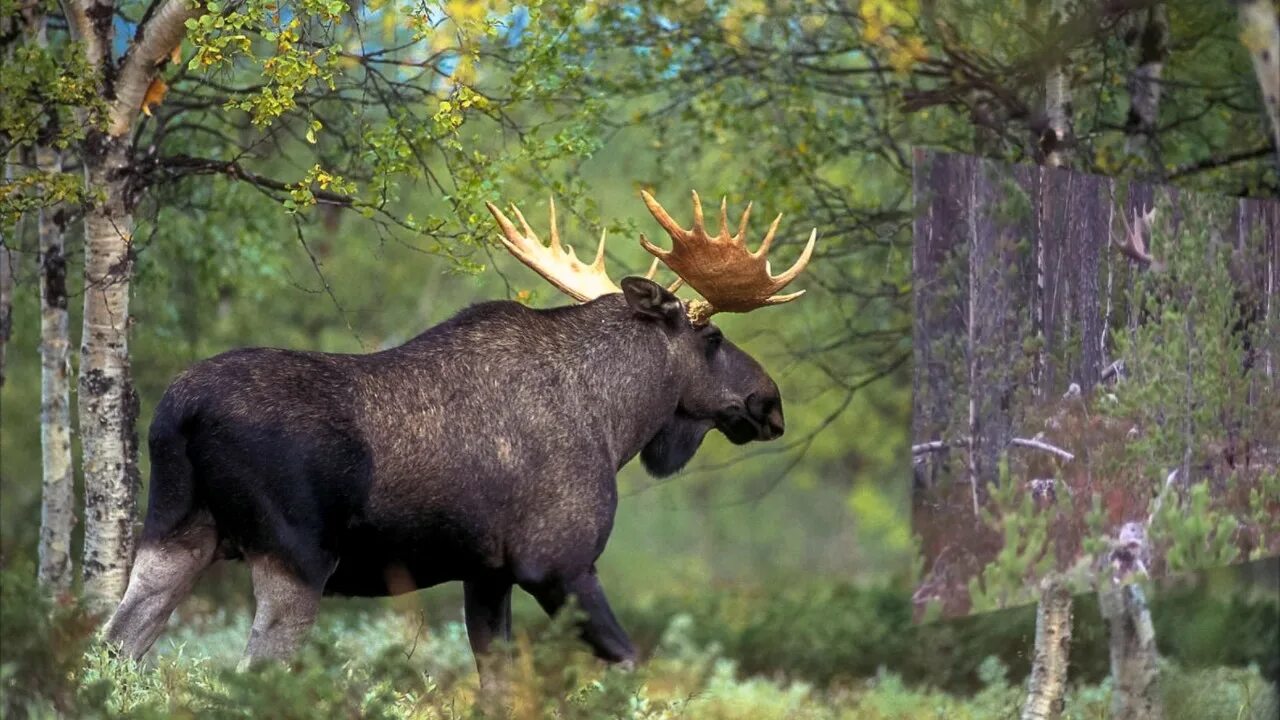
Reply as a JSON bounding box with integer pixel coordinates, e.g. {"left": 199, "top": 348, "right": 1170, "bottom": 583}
{"left": 1099, "top": 582, "right": 1163, "bottom": 720}
{"left": 79, "top": 135, "right": 141, "bottom": 608}
{"left": 1021, "top": 578, "right": 1073, "bottom": 720}
{"left": 37, "top": 145, "right": 75, "bottom": 593}
{"left": 1123, "top": 4, "right": 1168, "bottom": 170}
{"left": 1236, "top": 0, "right": 1280, "bottom": 174}
{"left": 69, "top": 0, "right": 203, "bottom": 610}
{"left": 0, "top": 226, "right": 12, "bottom": 391}
{"left": 0, "top": 152, "right": 16, "bottom": 390}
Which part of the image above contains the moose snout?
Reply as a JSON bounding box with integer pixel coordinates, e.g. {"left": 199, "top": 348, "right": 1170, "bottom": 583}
{"left": 746, "top": 392, "right": 785, "bottom": 440}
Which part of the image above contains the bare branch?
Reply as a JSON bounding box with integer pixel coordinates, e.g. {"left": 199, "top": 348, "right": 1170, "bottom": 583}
{"left": 912, "top": 436, "right": 1075, "bottom": 462}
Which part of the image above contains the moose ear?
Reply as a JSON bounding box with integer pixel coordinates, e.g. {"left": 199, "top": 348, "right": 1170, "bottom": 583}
{"left": 621, "top": 277, "right": 684, "bottom": 323}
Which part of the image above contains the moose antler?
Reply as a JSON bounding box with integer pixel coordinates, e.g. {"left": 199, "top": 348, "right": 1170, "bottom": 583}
{"left": 1113, "top": 205, "right": 1162, "bottom": 270}
{"left": 639, "top": 190, "right": 816, "bottom": 326}
{"left": 486, "top": 198, "right": 666, "bottom": 302}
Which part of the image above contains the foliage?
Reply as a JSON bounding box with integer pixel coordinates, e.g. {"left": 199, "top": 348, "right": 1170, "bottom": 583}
{"left": 3, "top": 561, "right": 1278, "bottom": 719}
{"left": 1, "top": 563, "right": 1277, "bottom": 719}
{"left": 967, "top": 458, "right": 1057, "bottom": 614}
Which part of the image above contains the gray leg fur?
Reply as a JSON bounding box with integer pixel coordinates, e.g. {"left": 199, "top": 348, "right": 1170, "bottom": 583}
{"left": 237, "top": 555, "right": 331, "bottom": 671}
{"left": 102, "top": 517, "right": 218, "bottom": 660}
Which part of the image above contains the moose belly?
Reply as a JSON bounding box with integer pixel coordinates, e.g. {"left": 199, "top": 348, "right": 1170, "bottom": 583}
{"left": 324, "top": 512, "right": 503, "bottom": 597}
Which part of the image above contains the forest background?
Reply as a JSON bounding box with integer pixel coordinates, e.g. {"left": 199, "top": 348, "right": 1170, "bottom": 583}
{"left": 1, "top": 1, "right": 1278, "bottom": 717}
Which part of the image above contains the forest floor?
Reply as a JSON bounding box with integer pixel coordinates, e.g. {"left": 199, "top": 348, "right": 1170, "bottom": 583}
{"left": 2, "top": 567, "right": 1276, "bottom": 719}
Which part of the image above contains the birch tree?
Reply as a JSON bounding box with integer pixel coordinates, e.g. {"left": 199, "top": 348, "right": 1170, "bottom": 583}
{"left": 1024, "top": 7, "right": 1076, "bottom": 713}
{"left": 0, "top": 228, "right": 11, "bottom": 391}
{"left": 64, "top": 0, "right": 210, "bottom": 607}
{"left": 37, "top": 139, "right": 74, "bottom": 593}
{"left": 1122, "top": 4, "right": 1169, "bottom": 168}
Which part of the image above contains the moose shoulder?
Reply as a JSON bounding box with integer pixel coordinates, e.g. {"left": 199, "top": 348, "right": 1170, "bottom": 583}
{"left": 104, "top": 192, "right": 811, "bottom": 676}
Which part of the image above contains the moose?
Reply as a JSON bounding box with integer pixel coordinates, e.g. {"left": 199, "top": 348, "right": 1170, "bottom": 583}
{"left": 103, "top": 190, "right": 816, "bottom": 674}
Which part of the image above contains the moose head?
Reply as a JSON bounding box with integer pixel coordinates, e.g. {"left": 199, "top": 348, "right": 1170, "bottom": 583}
{"left": 486, "top": 191, "right": 815, "bottom": 472}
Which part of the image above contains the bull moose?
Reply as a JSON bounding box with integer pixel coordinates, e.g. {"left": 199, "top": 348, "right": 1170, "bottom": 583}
{"left": 103, "top": 191, "right": 816, "bottom": 674}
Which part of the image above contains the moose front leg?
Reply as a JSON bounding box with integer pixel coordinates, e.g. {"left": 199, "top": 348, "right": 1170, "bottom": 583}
{"left": 523, "top": 566, "right": 636, "bottom": 665}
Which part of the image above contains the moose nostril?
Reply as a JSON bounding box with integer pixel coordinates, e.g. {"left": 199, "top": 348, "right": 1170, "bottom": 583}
{"left": 768, "top": 410, "right": 785, "bottom": 437}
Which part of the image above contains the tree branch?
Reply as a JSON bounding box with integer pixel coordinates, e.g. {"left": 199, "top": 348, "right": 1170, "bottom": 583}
{"left": 110, "top": 0, "right": 234, "bottom": 136}
{"left": 1166, "top": 144, "right": 1277, "bottom": 180}
{"left": 912, "top": 437, "right": 1076, "bottom": 462}
{"left": 156, "top": 154, "right": 355, "bottom": 207}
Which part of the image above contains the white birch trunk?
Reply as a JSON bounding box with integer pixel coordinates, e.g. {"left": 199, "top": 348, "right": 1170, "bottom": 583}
{"left": 37, "top": 144, "right": 75, "bottom": 593}
{"left": 1099, "top": 582, "right": 1163, "bottom": 720}
{"left": 1022, "top": 9, "right": 1077, "bottom": 716}
{"left": 0, "top": 154, "right": 15, "bottom": 390}
{"left": 72, "top": 0, "right": 207, "bottom": 610}
{"left": 79, "top": 136, "right": 140, "bottom": 608}
{"left": 0, "top": 227, "right": 12, "bottom": 391}
{"left": 1043, "top": 0, "right": 1073, "bottom": 168}
{"left": 1021, "top": 578, "right": 1073, "bottom": 720}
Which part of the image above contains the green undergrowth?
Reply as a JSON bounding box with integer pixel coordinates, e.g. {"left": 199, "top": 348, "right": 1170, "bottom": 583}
{"left": 1, "top": 566, "right": 1275, "bottom": 719}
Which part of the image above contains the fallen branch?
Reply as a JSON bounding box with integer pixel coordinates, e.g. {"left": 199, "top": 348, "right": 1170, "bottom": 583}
{"left": 1010, "top": 437, "right": 1076, "bottom": 462}
{"left": 912, "top": 437, "right": 1075, "bottom": 462}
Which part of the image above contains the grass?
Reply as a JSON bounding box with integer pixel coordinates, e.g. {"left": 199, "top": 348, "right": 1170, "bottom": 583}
{"left": 1, "top": 567, "right": 1276, "bottom": 719}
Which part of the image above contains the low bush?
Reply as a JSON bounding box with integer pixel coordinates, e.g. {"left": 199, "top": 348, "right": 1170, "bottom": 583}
{"left": 1, "top": 564, "right": 1275, "bottom": 719}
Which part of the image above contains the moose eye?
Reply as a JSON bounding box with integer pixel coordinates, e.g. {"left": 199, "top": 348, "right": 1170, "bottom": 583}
{"left": 703, "top": 329, "right": 723, "bottom": 357}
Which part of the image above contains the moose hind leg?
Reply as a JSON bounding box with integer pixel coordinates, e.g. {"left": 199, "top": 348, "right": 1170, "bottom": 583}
{"left": 102, "top": 516, "right": 218, "bottom": 660}
{"left": 524, "top": 567, "right": 636, "bottom": 665}
{"left": 464, "top": 579, "right": 513, "bottom": 655}
{"left": 239, "top": 554, "right": 331, "bottom": 670}
{"left": 464, "top": 579, "right": 514, "bottom": 689}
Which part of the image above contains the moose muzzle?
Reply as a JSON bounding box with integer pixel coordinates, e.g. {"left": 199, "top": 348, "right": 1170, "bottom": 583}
{"left": 719, "top": 392, "right": 785, "bottom": 444}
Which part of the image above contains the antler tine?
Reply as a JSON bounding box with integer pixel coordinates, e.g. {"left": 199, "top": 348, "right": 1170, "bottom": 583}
{"left": 486, "top": 198, "right": 624, "bottom": 303}
{"left": 768, "top": 228, "right": 817, "bottom": 291}
{"left": 487, "top": 201, "right": 524, "bottom": 249}
{"left": 734, "top": 202, "right": 753, "bottom": 244}
{"left": 592, "top": 228, "right": 608, "bottom": 270}
{"left": 644, "top": 256, "right": 660, "bottom": 280}
{"left": 719, "top": 197, "right": 732, "bottom": 242}
{"left": 762, "top": 289, "right": 806, "bottom": 305}
{"left": 638, "top": 232, "right": 668, "bottom": 260}
{"left": 546, "top": 196, "right": 561, "bottom": 252}
{"left": 690, "top": 190, "right": 706, "bottom": 236}
{"left": 642, "top": 256, "right": 686, "bottom": 293}
{"left": 506, "top": 203, "right": 537, "bottom": 246}
{"left": 640, "top": 190, "right": 687, "bottom": 243}
{"left": 753, "top": 213, "right": 783, "bottom": 260}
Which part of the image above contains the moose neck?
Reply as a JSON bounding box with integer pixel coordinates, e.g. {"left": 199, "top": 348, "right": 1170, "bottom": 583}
{"left": 392, "top": 294, "right": 698, "bottom": 473}
{"left": 540, "top": 295, "right": 696, "bottom": 469}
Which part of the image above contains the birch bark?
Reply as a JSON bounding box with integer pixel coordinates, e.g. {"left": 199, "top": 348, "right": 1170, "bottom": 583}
{"left": 72, "top": 0, "right": 210, "bottom": 607}
{"left": 37, "top": 142, "right": 75, "bottom": 593}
